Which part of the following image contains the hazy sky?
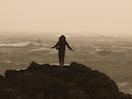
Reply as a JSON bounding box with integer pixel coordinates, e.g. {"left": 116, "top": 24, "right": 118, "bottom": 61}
{"left": 0, "top": 0, "right": 132, "bottom": 33}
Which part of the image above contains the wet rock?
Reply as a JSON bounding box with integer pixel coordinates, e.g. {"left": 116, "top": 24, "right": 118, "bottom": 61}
{"left": 0, "top": 88, "right": 26, "bottom": 99}
{"left": 0, "top": 62, "right": 131, "bottom": 99}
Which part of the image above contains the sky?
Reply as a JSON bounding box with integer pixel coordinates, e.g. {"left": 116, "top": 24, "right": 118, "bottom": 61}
{"left": 0, "top": 0, "right": 132, "bottom": 34}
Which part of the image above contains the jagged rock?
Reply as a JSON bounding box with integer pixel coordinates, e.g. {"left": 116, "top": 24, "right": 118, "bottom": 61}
{"left": 0, "top": 88, "right": 26, "bottom": 99}
{"left": 0, "top": 74, "right": 4, "bottom": 80}
{"left": 0, "top": 62, "right": 131, "bottom": 99}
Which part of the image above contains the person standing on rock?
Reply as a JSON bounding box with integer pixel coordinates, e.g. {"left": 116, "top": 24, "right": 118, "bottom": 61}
{"left": 51, "top": 35, "right": 73, "bottom": 67}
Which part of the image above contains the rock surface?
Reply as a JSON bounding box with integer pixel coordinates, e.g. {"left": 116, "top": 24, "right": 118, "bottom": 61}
{"left": 0, "top": 62, "right": 131, "bottom": 99}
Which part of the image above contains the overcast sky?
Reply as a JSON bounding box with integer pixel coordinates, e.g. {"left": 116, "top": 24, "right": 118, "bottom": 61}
{"left": 0, "top": 0, "right": 132, "bottom": 34}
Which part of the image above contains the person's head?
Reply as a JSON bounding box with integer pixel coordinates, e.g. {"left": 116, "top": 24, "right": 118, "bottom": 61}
{"left": 59, "top": 35, "right": 66, "bottom": 41}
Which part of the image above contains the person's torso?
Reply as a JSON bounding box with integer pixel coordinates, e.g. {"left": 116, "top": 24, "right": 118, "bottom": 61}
{"left": 58, "top": 41, "right": 66, "bottom": 50}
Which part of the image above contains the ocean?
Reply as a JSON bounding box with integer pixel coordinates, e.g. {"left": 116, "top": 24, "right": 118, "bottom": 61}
{"left": 0, "top": 34, "right": 131, "bottom": 94}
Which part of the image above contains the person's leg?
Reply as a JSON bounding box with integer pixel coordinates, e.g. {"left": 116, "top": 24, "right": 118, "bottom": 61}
{"left": 59, "top": 50, "right": 65, "bottom": 67}
{"left": 59, "top": 56, "right": 62, "bottom": 67}
{"left": 60, "top": 51, "right": 65, "bottom": 67}
{"left": 59, "top": 58, "right": 62, "bottom": 67}
{"left": 58, "top": 51, "right": 61, "bottom": 67}
{"left": 59, "top": 51, "right": 62, "bottom": 67}
{"left": 62, "top": 57, "right": 64, "bottom": 67}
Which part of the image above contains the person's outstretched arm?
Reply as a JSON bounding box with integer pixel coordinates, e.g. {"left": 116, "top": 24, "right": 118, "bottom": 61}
{"left": 66, "top": 41, "right": 73, "bottom": 51}
{"left": 51, "top": 41, "right": 59, "bottom": 48}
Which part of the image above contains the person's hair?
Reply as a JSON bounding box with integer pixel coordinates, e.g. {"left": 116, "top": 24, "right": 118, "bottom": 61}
{"left": 59, "top": 35, "right": 66, "bottom": 42}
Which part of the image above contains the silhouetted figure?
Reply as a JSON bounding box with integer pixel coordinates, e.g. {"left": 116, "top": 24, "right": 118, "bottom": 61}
{"left": 52, "top": 35, "right": 73, "bottom": 67}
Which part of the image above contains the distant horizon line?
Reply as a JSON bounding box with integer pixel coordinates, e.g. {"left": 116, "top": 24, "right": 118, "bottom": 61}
{"left": 0, "top": 30, "right": 131, "bottom": 34}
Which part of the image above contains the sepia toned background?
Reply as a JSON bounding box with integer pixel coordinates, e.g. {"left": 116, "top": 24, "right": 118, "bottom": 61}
{"left": 0, "top": 0, "right": 132, "bottom": 94}
{"left": 0, "top": 0, "right": 132, "bottom": 33}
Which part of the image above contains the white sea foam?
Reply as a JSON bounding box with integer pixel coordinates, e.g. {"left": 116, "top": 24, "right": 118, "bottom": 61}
{"left": 30, "top": 47, "right": 51, "bottom": 52}
{"left": 0, "top": 42, "right": 30, "bottom": 47}
{"left": 120, "top": 46, "right": 132, "bottom": 50}
{"left": 0, "top": 41, "right": 48, "bottom": 47}
{"left": 129, "top": 89, "right": 132, "bottom": 94}
{"left": 51, "top": 63, "right": 69, "bottom": 66}
{"left": 119, "top": 82, "right": 128, "bottom": 87}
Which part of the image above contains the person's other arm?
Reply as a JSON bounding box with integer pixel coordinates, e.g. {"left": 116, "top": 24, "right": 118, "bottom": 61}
{"left": 66, "top": 41, "right": 73, "bottom": 51}
{"left": 51, "top": 41, "right": 59, "bottom": 48}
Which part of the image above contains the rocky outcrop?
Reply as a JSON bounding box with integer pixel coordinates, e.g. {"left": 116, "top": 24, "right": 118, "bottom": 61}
{"left": 0, "top": 62, "right": 131, "bottom": 99}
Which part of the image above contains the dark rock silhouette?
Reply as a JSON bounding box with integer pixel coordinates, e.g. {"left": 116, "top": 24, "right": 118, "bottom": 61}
{"left": 0, "top": 62, "right": 131, "bottom": 99}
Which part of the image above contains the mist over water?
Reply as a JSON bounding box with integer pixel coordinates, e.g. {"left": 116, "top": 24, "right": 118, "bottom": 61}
{"left": 0, "top": 32, "right": 132, "bottom": 94}
{"left": 0, "top": 0, "right": 132, "bottom": 96}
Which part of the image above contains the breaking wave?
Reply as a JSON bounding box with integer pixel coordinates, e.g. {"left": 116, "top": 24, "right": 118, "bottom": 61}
{"left": 0, "top": 41, "right": 48, "bottom": 47}
{"left": 30, "top": 47, "right": 51, "bottom": 52}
